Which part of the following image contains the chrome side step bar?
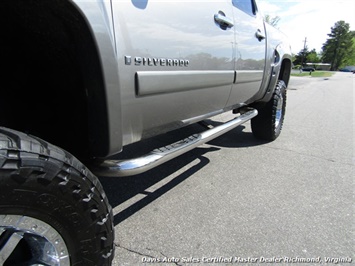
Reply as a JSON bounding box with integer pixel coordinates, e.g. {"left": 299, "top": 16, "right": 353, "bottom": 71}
{"left": 93, "top": 109, "right": 258, "bottom": 177}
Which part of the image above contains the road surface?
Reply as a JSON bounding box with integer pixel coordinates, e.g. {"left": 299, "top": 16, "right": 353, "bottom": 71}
{"left": 99, "top": 72, "right": 354, "bottom": 265}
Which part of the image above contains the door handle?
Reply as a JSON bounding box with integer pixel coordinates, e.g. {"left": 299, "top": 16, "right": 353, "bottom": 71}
{"left": 255, "top": 29, "right": 265, "bottom": 41}
{"left": 214, "top": 11, "right": 234, "bottom": 30}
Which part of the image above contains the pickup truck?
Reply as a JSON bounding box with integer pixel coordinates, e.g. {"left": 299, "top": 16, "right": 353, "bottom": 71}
{"left": 0, "top": 0, "right": 291, "bottom": 265}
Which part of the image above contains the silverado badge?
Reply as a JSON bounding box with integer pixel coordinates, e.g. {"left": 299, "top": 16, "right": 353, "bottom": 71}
{"left": 125, "top": 55, "right": 189, "bottom": 67}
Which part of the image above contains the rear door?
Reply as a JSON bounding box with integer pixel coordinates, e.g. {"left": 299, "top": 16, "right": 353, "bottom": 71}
{"left": 226, "top": 0, "right": 266, "bottom": 107}
{"left": 112, "top": 0, "right": 235, "bottom": 144}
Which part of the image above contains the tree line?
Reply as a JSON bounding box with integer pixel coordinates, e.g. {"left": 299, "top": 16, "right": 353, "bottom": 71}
{"left": 293, "top": 21, "right": 355, "bottom": 71}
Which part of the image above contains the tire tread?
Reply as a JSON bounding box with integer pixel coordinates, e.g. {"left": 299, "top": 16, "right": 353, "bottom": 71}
{"left": 0, "top": 127, "right": 114, "bottom": 265}
{"left": 251, "top": 80, "right": 287, "bottom": 141}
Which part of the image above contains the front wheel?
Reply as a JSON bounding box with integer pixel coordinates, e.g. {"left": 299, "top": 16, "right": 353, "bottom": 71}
{"left": 0, "top": 127, "right": 114, "bottom": 265}
{"left": 251, "top": 80, "right": 287, "bottom": 141}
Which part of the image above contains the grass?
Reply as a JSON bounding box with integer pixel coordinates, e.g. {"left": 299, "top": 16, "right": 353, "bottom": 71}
{"left": 291, "top": 71, "right": 334, "bottom": 78}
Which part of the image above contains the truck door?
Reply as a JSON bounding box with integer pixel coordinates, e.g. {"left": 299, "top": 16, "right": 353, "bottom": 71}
{"left": 226, "top": 0, "right": 266, "bottom": 107}
{"left": 112, "top": 0, "right": 235, "bottom": 144}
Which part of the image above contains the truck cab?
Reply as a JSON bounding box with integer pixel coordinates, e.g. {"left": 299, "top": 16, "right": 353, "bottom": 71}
{"left": 0, "top": 1, "right": 291, "bottom": 265}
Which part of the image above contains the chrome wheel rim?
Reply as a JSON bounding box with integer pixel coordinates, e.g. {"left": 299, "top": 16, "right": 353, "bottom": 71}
{"left": 275, "top": 93, "right": 284, "bottom": 129}
{"left": 0, "top": 215, "right": 70, "bottom": 266}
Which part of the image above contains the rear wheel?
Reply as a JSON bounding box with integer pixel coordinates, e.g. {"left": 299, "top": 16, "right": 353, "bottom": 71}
{"left": 0, "top": 127, "right": 114, "bottom": 265}
{"left": 251, "top": 80, "right": 287, "bottom": 141}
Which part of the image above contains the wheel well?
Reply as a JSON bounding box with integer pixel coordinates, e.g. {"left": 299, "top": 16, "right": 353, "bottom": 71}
{"left": 0, "top": 0, "right": 109, "bottom": 160}
{"left": 279, "top": 58, "right": 292, "bottom": 86}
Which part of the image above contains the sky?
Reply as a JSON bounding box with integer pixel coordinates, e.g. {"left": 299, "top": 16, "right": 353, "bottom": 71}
{"left": 257, "top": 0, "right": 355, "bottom": 54}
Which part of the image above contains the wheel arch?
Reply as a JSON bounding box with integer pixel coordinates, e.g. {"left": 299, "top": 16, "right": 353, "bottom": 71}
{"left": 278, "top": 57, "right": 292, "bottom": 86}
{"left": 0, "top": 0, "right": 121, "bottom": 159}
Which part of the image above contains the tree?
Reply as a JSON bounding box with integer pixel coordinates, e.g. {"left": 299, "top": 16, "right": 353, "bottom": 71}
{"left": 293, "top": 48, "right": 320, "bottom": 67}
{"left": 293, "top": 46, "right": 309, "bottom": 66}
{"left": 264, "top": 15, "right": 280, "bottom": 27}
{"left": 322, "top": 21, "right": 355, "bottom": 70}
{"left": 342, "top": 37, "right": 355, "bottom": 66}
{"left": 307, "top": 49, "right": 321, "bottom": 63}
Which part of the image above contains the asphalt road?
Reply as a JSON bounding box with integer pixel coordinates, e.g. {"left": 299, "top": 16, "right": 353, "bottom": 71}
{"left": 100, "top": 72, "right": 354, "bottom": 266}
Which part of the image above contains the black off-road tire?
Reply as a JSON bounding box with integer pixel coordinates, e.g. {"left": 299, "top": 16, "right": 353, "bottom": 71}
{"left": 251, "top": 80, "right": 287, "bottom": 141}
{"left": 0, "top": 127, "right": 114, "bottom": 265}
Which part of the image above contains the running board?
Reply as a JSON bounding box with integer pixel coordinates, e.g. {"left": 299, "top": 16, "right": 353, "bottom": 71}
{"left": 93, "top": 109, "right": 258, "bottom": 177}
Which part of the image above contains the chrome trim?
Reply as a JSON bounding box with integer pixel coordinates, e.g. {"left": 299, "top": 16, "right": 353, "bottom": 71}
{"left": 0, "top": 215, "right": 70, "bottom": 266}
{"left": 275, "top": 93, "right": 284, "bottom": 128}
{"left": 93, "top": 109, "right": 258, "bottom": 177}
{"left": 255, "top": 29, "right": 266, "bottom": 41}
{"left": 136, "top": 70, "right": 235, "bottom": 96}
{"left": 214, "top": 12, "right": 234, "bottom": 29}
{"left": 0, "top": 230, "right": 23, "bottom": 264}
{"left": 181, "top": 109, "right": 224, "bottom": 125}
{"left": 125, "top": 56, "right": 189, "bottom": 67}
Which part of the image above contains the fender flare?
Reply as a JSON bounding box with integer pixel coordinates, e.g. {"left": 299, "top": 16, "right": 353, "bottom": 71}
{"left": 70, "top": 1, "right": 123, "bottom": 157}
{"left": 257, "top": 43, "right": 292, "bottom": 104}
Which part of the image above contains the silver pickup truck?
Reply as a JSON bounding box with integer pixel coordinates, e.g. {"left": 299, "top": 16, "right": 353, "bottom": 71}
{"left": 0, "top": 0, "right": 291, "bottom": 265}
